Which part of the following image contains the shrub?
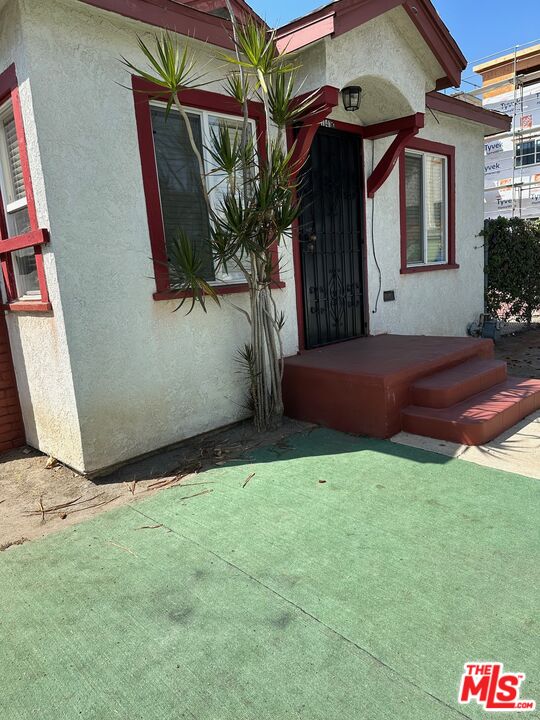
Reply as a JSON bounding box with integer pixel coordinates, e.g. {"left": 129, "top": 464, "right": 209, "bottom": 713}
{"left": 483, "top": 216, "right": 540, "bottom": 326}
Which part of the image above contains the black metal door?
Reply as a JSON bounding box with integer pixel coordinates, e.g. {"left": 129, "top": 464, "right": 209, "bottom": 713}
{"left": 298, "top": 126, "right": 365, "bottom": 349}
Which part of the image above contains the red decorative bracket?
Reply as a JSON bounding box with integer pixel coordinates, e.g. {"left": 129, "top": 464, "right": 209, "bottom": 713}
{"left": 366, "top": 112, "right": 424, "bottom": 198}
{"left": 290, "top": 85, "right": 340, "bottom": 177}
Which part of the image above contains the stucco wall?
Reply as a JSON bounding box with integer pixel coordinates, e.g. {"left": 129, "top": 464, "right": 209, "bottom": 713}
{"left": 297, "top": 7, "right": 443, "bottom": 124}
{"left": 6, "top": 0, "right": 485, "bottom": 473}
{"left": 363, "top": 112, "right": 486, "bottom": 337}
{"left": 319, "top": 104, "right": 485, "bottom": 338}
{"left": 297, "top": 9, "right": 486, "bottom": 338}
{"left": 321, "top": 109, "right": 485, "bottom": 338}
{"left": 18, "top": 0, "right": 298, "bottom": 473}
{"left": 0, "top": 0, "right": 84, "bottom": 468}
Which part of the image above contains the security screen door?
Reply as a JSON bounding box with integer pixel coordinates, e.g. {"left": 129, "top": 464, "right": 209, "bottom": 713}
{"left": 298, "top": 126, "right": 366, "bottom": 349}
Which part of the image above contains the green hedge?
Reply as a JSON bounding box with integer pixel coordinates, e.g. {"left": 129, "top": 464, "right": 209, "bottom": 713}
{"left": 483, "top": 216, "right": 540, "bottom": 326}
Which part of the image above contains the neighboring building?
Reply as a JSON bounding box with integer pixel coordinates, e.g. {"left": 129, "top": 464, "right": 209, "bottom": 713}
{"left": 0, "top": 0, "right": 512, "bottom": 474}
{"left": 474, "top": 44, "right": 540, "bottom": 219}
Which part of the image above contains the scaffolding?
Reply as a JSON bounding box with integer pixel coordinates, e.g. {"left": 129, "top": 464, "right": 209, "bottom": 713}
{"left": 451, "top": 41, "right": 540, "bottom": 219}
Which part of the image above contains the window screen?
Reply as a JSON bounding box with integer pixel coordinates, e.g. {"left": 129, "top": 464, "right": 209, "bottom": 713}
{"left": 405, "top": 153, "right": 424, "bottom": 264}
{"left": 425, "top": 155, "right": 446, "bottom": 263}
{"left": 151, "top": 106, "right": 214, "bottom": 280}
{"left": 2, "top": 113, "right": 25, "bottom": 202}
{"left": 404, "top": 150, "right": 447, "bottom": 267}
{"left": 0, "top": 99, "right": 38, "bottom": 300}
{"left": 12, "top": 246, "right": 39, "bottom": 298}
{"left": 0, "top": 102, "right": 31, "bottom": 239}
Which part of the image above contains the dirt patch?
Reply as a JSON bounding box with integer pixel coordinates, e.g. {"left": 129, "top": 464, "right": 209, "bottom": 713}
{"left": 0, "top": 418, "right": 310, "bottom": 549}
{"left": 494, "top": 324, "right": 540, "bottom": 378}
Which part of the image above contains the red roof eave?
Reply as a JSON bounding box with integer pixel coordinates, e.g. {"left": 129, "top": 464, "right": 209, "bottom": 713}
{"left": 78, "top": 0, "right": 235, "bottom": 49}
{"left": 276, "top": 10, "right": 336, "bottom": 54}
{"left": 275, "top": 0, "right": 467, "bottom": 89}
{"left": 78, "top": 0, "right": 469, "bottom": 91}
{"left": 426, "top": 92, "right": 512, "bottom": 135}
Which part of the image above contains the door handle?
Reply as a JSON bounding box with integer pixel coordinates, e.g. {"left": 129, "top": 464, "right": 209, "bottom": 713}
{"left": 305, "top": 232, "right": 317, "bottom": 252}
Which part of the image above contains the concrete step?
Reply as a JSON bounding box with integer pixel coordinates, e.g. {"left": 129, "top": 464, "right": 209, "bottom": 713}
{"left": 402, "top": 377, "right": 540, "bottom": 445}
{"left": 411, "top": 359, "right": 507, "bottom": 408}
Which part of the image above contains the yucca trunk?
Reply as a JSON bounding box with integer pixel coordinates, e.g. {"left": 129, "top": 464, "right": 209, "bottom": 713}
{"left": 249, "top": 282, "right": 283, "bottom": 430}
{"left": 123, "top": 19, "right": 312, "bottom": 434}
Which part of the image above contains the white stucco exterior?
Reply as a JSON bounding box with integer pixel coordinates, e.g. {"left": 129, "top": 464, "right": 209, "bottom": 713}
{"left": 294, "top": 8, "right": 486, "bottom": 338}
{"left": 363, "top": 112, "right": 485, "bottom": 337}
{"left": 296, "top": 8, "right": 444, "bottom": 122}
{"left": 11, "top": 0, "right": 300, "bottom": 473}
{"left": 0, "top": 0, "right": 489, "bottom": 473}
{"left": 0, "top": 0, "right": 85, "bottom": 468}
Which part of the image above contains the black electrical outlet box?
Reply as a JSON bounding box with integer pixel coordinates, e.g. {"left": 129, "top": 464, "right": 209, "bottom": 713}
{"left": 383, "top": 290, "right": 395, "bottom": 302}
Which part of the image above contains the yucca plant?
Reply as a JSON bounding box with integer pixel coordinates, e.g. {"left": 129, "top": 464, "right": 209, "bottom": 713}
{"left": 123, "top": 13, "right": 315, "bottom": 431}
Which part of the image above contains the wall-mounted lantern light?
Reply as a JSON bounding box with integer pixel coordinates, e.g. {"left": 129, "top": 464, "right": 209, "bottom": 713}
{"left": 341, "top": 85, "right": 362, "bottom": 112}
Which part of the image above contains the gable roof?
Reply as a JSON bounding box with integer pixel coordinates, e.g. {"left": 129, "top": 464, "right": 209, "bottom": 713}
{"left": 182, "top": 0, "right": 266, "bottom": 25}
{"left": 78, "top": 0, "right": 236, "bottom": 48}
{"left": 77, "top": 0, "right": 465, "bottom": 88}
{"left": 426, "top": 91, "right": 512, "bottom": 136}
{"left": 275, "top": 0, "right": 467, "bottom": 89}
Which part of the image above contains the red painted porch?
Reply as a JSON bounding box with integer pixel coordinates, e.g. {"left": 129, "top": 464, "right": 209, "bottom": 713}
{"left": 282, "top": 335, "right": 540, "bottom": 445}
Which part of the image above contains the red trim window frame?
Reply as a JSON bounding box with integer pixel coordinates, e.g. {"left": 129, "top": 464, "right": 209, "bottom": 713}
{"left": 132, "top": 76, "right": 284, "bottom": 300}
{"left": 0, "top": 64, "right": 51, "bottom": 312}
{"left": 399, "top": 137, "right": 458, "bottom": 275}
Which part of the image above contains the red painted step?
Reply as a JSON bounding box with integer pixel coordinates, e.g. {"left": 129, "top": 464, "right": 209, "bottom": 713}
{"left": 402, "top": 377, "right": 540, "bottom": 445}
{"left": 411, "top": 358, "right": 507, "bottom": 408}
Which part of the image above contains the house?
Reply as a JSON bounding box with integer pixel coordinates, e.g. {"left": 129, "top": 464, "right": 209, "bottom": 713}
{"left": 472, "top": 43, "right": 540, "bottom": 219}
{"left": 2, "top": 0, "right": 535, "bottom": 477}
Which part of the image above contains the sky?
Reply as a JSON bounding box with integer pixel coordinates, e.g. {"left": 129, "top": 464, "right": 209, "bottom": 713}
{"left": 253, "top": 0, "right": 540, "bottom": 78}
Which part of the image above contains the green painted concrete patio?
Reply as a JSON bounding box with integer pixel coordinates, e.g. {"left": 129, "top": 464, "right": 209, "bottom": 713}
{"left": 1, "top": 429, "right": 538, "bottom": 719}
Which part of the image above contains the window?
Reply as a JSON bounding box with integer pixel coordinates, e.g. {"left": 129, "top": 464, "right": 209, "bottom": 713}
{"left": 404, "top": 150, "right": 447, "bottom": 265}
{"left": 0, "top": 64, "right": 50, "bottom": 311}
{"left": 132, "top": 79, "right": 279, "bottom": 299}
{"left": 0, "top": 104, "right": 31, "bottom": 236}
{"left": 150, "top": 102, "right": 252, "bottom": 285}
{"left": 0, "top": 101, "right": 38, "bottom": 299}
{"left": 400, "top": 139, "right": 457, "bottom": 273}
{"left": 516, "top": 138, "right": 540, "bottom": 167}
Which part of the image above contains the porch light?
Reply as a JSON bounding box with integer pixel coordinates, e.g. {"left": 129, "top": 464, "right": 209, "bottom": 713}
{"left": 341, "top": 85, "right": 362, "bottom": 112}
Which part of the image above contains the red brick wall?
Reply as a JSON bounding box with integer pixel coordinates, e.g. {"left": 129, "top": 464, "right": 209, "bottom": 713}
{"left": 0, "top": 313, "right": 25, "bottom": 452}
